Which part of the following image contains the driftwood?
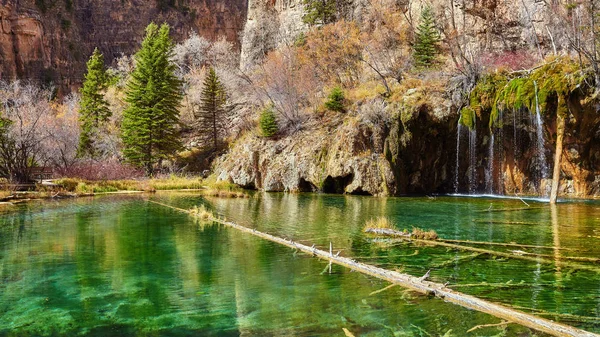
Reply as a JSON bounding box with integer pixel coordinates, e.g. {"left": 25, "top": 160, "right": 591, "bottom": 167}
{"left": 149, "top": 200, "right": 599, "bottom": 337}
{"left": 342, "top": 328, "right": 356, "bottom": 337}
{"left": 369, "top": 283, "right": 398, "bottom": 296}
{"left": 477, "top": 206, "right": 547, "bottom": 213}
{"left": 366, "top": 228, "right": 600, "bottom": 273}
{"left": 472, "top": 219, "right": 542, "bottom": 226}
{"left": 448, "top": 281, "right": 555, "bottom": 289}
{"left": 431, "top": 253, "right": 483, "bottom": 268}
{"left": 467, "top": 321, "right": 511, "bottom": 333}
{"left": 440, "top": 239, "right": 580, "bottom": 251}
{"left": 509, "top": 250, "right": 600, "bottom": 263}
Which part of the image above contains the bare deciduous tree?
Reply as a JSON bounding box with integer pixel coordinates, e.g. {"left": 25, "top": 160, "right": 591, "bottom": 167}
{"left": 0, "top": 82, "right": 55, "bottom": 182}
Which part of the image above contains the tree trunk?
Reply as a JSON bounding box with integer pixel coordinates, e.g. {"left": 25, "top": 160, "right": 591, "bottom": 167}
{"left": 550, "top": 114, "right": 565, "bottom": 204}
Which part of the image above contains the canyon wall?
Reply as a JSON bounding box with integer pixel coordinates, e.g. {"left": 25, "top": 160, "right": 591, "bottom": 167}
{"left": 0, "top": 0, "right": 247, "bottom": 90}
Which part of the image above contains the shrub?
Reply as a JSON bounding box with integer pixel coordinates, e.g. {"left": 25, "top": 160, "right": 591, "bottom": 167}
{"left": 190, "top": 205, "right": 213, "bottom": 221}
{"left": 325, "top": 86, "right": 345, "bottom": 112}
{"left": 259, "top": 105, "right": 278, "bottom": 137}
{"left": 54, "top": 160, "right": 144, "bottom": 180}
{"left": 411, "top": 227, "right": 438, "bottom": 240}
{"left": 364, "top": 216, "right": 395, "bottom": 230}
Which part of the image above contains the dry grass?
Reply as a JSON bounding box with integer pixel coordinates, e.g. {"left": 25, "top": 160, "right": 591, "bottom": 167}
{"left": 55, "top": 176, "right": 207, "bottom": 194}
{"left": 201, "top": 177, "right": 249, "bottom": 198}
{"left": 202, "top": 189, "right": 249, "bottom": 198}
{"left": 148, "top": 176, "right": 204, "bottom": 190}
{"left": 411, "top": 227, "right": 439, "bottom": 240}
{"left": 363, "top": 217, "right": 439, "bottom": 241}
{"left": 0, "top": 190, "right": 11, "bottom": 200}
{"left": 189, "top": 205, "right": 213, "bottom": 221}
{"left": 364, "top": 216, "right": 397, "bottom": 230}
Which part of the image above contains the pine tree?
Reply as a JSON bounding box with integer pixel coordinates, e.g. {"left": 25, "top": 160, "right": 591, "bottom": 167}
{"left": 78, "top": 48, "right": 110, "bottom": 158}
{"left": 259, "top": 105, "right": 278, "bottom": 137}
{"left": 413, "top": 6, "right": 440, "bottom": 68}
{"left": 197, "top": 67, "right": 227, "bottom": 151}
{"left": 302, "top": 0, "right": 337, "bottom": 25}
{"left": 121, "top": 23, "right": 183, "bottom": 175}
{"left": 325, "top": 86, "right": 345, "bottom": 112}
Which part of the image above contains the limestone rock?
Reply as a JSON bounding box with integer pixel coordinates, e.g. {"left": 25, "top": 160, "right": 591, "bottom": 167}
{"left": 214, "top": 118, "right": 396, "bottom": 196}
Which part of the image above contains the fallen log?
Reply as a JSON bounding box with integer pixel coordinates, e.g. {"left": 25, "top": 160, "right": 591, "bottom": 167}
{"left": 472, "top": 219, "right": 542, "bottom": 226}
{"left": 440, "top": 239, "right": 580, "bottom": 251}
{"left": 467, "top": 321, "right": 511, "bottom": 333}
{"left": 366, "top": 228, "right": 600, "bottom": 273}
{"left": 149, "top": 200, "right": 599, "bottom": 337}
{"left": 477, "top": 207, "right": 547, "bottom": 213}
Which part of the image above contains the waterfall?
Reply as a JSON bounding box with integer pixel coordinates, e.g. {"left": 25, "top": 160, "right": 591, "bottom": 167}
{"left": 486, "top": 133, "right": 495, "bottom": 194}
{"left": 533, "top": 81, "right": 549, "bottom": 194}
{"left": 454, "top": 120, "right": 462, "bottom": 193}
{"left": 468, "top": 128, "right": 477, "bottom": 194}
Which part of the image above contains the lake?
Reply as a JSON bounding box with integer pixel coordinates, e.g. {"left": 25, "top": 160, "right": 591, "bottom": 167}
{"left": 1, "top": 193, "right": 599, "bottom": 336}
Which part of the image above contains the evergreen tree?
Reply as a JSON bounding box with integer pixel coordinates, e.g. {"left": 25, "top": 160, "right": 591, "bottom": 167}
{"left": 302, "top": 0, "right": 336, "bottom": 25}
{"left": 197, "top": 67, "right": 227, "bottom": 151}
{"left": 325, "top": 86, "right": 345, "bottom": 112}
{"left": 413, "top": 6, "right": 440, "bottom": 68}
{"left": 259, "top": 105, "right": 278, "bottom": 137}
{"left": 78, "top": 48, "right": 110, "bottom": 158}
{"left": 121, "top": 23, "right": 183, "bottom": 175}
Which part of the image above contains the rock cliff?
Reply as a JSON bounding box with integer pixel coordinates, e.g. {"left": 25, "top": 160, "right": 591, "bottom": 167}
{"left": 0, "top": 0, "right": 247, "bottom": 90}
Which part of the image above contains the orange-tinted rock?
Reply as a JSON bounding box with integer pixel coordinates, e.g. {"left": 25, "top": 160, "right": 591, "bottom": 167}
{"left": 0, "top": 0, "right": 247, "bottom": 91}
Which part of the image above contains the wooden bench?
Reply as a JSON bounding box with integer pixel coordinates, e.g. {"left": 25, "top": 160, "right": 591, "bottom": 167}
{"left": 30, "top": 167, "right": 53, "bottom": 182}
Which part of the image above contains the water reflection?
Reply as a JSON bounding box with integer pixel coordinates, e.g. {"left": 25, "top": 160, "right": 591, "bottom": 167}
{"left": 0, "top": 196, "right": 545, "bottom": 336}
{"left": 165, "top": 192, "right": 600, "bottom": 332}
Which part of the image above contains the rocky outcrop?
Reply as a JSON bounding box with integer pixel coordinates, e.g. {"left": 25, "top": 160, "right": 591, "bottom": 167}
{"left": 215, "top": 92, "right": 600, "bottom": 198}
{"left": 214, "top": 116, "right": 396, "bottom": 195}
{"left": 0, "top": 0, "right": 247, "bottom": 91}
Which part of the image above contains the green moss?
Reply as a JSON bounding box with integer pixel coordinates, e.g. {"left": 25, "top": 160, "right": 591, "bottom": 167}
{"left": 460, "top": 107, "right": 476, "bottom": 129}
{"left": 464, "top": 56, "right": 588, "bottom": 128}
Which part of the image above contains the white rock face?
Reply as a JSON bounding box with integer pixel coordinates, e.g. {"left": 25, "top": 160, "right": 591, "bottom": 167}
{"left": 238, "top": 0, "right": 560, "bottom": 70}
{"left": 213, "top": 118, "right": 396, "bottom": 196}
{"left": 240, "top": 0, "right": 308, "bottom": 69}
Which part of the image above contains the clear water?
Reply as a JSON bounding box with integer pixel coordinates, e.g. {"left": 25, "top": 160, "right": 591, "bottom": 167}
{"left": 1, "top": 194, "right": 599, "bottom": 336}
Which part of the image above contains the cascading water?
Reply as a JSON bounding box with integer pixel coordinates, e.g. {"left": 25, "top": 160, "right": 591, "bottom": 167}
{"left": 533, "top": 81, "right": 549, "bottom": 195}
{"left": 468, "top": 128, "right": 477, "bottom": 194}
{"left": 485, "top": 133, "right": 495, "bottom": 194}
{"left": 455, "top": 120, "right": 462, "bottom": 193}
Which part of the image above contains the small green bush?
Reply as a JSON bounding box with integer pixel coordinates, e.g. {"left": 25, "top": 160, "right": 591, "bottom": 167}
{"left": 325, "top": 86, "right": 345, "bottom": 112}
{"left": 259, "top": 105, "right": 278, "bottom": 137}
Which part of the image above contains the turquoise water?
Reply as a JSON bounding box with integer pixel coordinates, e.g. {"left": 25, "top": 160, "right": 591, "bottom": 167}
{"left": 0, "top": 194, "right": 597, "bottom": 336}
{"left": 159, "top": 192, "right": 600, "bottom": 333}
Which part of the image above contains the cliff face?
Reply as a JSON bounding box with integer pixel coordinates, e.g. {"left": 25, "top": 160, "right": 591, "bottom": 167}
{"left": 0, "top": 0, "right": 560, "bottom": 87}
{"left": 239, "top": 0, "right": 561, "bottom": 69}
{"left": 215, "top": 99, "right": 600, "bottom": 198}
{"left": 214, "top": 115, "right": 396, "bottom": 196}
{"left": 0, "top": 0, "right": 247, "bottom": 90}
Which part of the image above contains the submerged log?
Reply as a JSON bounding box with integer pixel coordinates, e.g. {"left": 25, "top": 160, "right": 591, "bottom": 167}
{"left": 150, "top": 200, "right": 599, "bottom": 337}
{"left": 477, "top": 207, "right": 547, "bottom": 213}
{"left": 366, "top": 228, "right": 600, "bottom": 273}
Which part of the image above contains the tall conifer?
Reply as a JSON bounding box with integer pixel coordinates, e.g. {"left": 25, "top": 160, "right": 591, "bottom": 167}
{"left": 78, "top": 48, "right": 110, "bottom": 157}
{"left": 302, "top": 0, "right": 337, "bottom": 25}
{"left": 121, "top": 23, "right": 183, "bottom": 175}
{"left": 197, "top": 67, "right": 227, "bottom": 151}
{"left": 413, "top": 6, "right": 440, "bottom": 68}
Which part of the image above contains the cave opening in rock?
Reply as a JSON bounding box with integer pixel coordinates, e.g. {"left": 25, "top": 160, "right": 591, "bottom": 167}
{"left": 321, "top": 174, "right": 354, "bottom": 194}
{"left": 298, "top": 178, "right": 317, "bottom": 192}
{"left": 349, "top": 187, "right": 371, "bottom": 196}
